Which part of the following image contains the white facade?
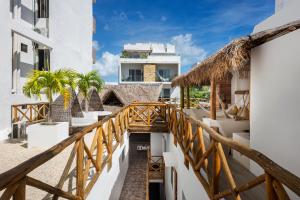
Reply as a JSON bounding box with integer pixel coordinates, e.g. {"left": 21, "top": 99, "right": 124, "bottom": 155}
{"left": 119, "top": 43, "right": 181, "bottom": 99}
{"left": 250, "top": 0, "right": 300, "bottom": 198}
{"left": 0, "top": 0, "right": 94, "bottom": 139}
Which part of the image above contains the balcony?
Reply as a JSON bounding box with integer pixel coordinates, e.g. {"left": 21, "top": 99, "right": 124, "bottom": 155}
{"left": 11, "top": 0, "right": 49, "bottom": 37}
{"left": 1, "top": 102, "right": 300, "bottom": 199}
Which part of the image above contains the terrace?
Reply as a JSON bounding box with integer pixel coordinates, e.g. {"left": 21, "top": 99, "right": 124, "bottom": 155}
{"left": 1, "top": 102, "right": 300, "bottom": 199}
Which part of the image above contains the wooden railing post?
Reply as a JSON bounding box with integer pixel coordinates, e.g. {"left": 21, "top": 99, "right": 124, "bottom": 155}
{"left": 187, "top": 86, "right": 190, "bottom": 109}
{"left": 13, "top": 178, "right": 26, "bottom": 200}
{"left": 210, "top": 79, "right": 217, "bottom": 120}
{"left": 180, "top": 86, "right": 185, "bottom": 109}
{"left": 211, "top": 141, "right": 221, "bottom": 198}
{"left": 266, "top": 173, "right": 278, "bottom": 200}
{"left": 76, "top": 138, "right": 84, "bottom": 199}
{"left": 13, "top": 106, "right": 18, "bottom": 123}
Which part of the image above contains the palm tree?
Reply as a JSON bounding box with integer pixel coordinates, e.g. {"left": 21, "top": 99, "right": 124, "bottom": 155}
{"left": 23, "top": 69, "right": 77, "bottom": 124}
{"left": 77, "top": 70, "right": 104, "bottom": 112}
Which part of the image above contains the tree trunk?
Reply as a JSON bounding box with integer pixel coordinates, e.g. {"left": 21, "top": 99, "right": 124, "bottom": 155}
{"left": 85, "top": 98, "right": 89, "bottom": 112}
{"left": 48, "top": 91, "right": 53, "bottom": 123}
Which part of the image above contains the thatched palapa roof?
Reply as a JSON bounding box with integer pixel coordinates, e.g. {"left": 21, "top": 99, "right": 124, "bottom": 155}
{"left": 172, "top": 19, "right": 300, "bottom": 87}
{"left": 100, "top": 84, "right": 163, "bottom": 105}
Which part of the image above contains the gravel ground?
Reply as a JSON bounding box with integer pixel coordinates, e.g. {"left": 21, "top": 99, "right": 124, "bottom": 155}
{"left": 0, "top": 130, "right": 97, "bottom": 200}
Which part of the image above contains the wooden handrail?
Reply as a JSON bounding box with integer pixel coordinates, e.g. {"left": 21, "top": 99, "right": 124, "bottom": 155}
{"left": 11, "top": 102, "right": 49, "bottom": 124}
{"left": 1, "top": 102, "right": 300, "bottom": 199}
{"left": 168, "top": 104, "right": 300, "bottom": 199}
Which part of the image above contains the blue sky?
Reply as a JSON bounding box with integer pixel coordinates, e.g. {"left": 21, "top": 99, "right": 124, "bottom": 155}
{"left": 92, "top": 0, "right": 274, "bottom": 82}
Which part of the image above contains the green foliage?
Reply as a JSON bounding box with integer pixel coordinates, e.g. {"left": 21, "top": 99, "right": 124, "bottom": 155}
{"left": 189, "top": 86, "right": 210, "bottom": 99}
{"left": 120, "top": 51, "right": 129, "bottom": 58}
{"left": 23, "top": 69, "right": 77, "bottom": 123}
{"left": 76, "top": 70, "right": 104, "bottom": 111}
{"left": 23, "top": 69, "right": 76, "bottom": 107}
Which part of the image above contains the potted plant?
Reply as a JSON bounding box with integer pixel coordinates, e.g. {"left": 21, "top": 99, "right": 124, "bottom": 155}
{"left": 76, "top": 70, "right": 104, "bottom": 112}
{"left": 23, "top": 69, "right": 77, "bottom": 148}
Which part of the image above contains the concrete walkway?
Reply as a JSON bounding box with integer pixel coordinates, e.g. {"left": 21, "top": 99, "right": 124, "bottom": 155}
{"left": 119, "top": 151, "right": 148, "bottom": 200}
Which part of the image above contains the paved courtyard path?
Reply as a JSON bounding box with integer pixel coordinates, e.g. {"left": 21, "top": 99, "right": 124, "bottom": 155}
{"left": 119, "top": 151, "right": 147, "bottom": 200}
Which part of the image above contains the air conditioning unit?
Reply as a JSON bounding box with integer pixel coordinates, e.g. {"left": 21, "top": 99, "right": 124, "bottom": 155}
{"left": 11, "top": 122, "right": 26, "bottom": 139}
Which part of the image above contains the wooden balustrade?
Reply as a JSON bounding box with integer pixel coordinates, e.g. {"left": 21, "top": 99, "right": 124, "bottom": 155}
{"left": 12, "top": 102, "right": 49, "bottom": 124}
{"left": 159, "top": 97, "right": 209, "bottom": 108}
{"left": 168, "top": 104, "right": 300, "bottom": 199}
{"left": 147, "top": 149, "right": 164, "bottom": 180}
{"left": 128, "top": 102, "right": 169, "bottom": 133}
{"left": 1, "top": 102, "right": 300, "bottom": 200}
{"left": 0, "top": 106, "right": 130, "bottom": 200}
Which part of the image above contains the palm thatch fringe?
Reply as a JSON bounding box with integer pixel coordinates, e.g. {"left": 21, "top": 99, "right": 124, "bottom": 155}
{"left": 100, "top": 84, "right": 163, "bottom": 105}
{"left": 50, "top": 89, "right": 84, "bottom": 123}
{"left": 171, "top": 19, "right": 300, "bottom": 87}
{"left": 78, "top": 89, "right": 104, "bottom": 111}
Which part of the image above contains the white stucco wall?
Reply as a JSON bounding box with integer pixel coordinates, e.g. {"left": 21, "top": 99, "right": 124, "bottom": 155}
{"left": 88, "top": 131, "right": 129, "bottom": 200}
{"left": 50, "top": 0, "right": 93, "bottom": 73}
{"left": 164, "top": 133, "right": 209, "bottom": 200}
{"left": 250, "top": 1, "right": 300, "bottom": 197}
{"left": 0, "top": 0, "right": 94, "bottom": 139}
{"left": 231, "top": 71, "right": 250, "bottom": 105}
{"left": 0, "top": 0, "right": 13, "bottom": 140}
{"left": 151, "top": 133, "right": 163, "bottom": 156}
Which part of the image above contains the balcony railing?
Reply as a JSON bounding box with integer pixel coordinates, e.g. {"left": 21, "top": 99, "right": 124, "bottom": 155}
{"left": 147, "top": 149, "right": 164, "bottom": 180}
{"left": 12, "top": 102, "right": 49, "bottom": 125}
{"left": 1, "top": 102, "right": 300, "bottom": 200}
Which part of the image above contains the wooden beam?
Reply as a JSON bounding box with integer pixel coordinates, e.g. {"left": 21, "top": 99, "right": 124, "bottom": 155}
{"left": 76, "top": 139, "right": 84, "bottom": 199}
{"left": 26, "top": 176, "right": 78, "bottom": 200}
{"left": 210, "top": 79, "right": 217, "bottom": 120}
{"left": 13, "top": 178, "right": 26, "bottom": 200}
{"left": 266, "top": 173, "right": 278, "bottom": 200}
{"left": 186, "top": 86, "right": 190, "bottom": 109}
{"left": 180, "top": 86, "right": 184, "bottom": 109}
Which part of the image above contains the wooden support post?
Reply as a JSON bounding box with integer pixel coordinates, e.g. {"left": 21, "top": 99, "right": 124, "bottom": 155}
{"left": 76, "top": 139, "right": 84, "bottom": 199}
{"left": 266, "top": 173, "right": 278, "bottom": 200}
{"left": 210, "top": 79, "right": 217, "bottom": 120}
{"left": 187, "top": 86, "right": 190, "bottom": 109}
{"left": 211, "top": 141, "right": 221, "bottom": 198}
{"left": 180, "top": 86, "right": 185, "bottom": 109}
{"left": 13, "top": 178, "right": 26, "bottom": 200}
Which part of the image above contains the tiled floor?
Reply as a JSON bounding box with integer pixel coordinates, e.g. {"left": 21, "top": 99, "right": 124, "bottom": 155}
{"left": 119, "top": 152, "right": 148, "bottom": 200}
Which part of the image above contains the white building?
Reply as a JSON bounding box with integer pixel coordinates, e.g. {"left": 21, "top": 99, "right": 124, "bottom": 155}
{"left": 0, "top": 0, "right": 95, "bottom": 139}
{"left": 119, "top": 43, "right": 181, "bottom": 99}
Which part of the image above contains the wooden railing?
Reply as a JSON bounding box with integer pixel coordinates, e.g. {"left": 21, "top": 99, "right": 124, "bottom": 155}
{"left": 128, "top": 102, "right": 168, "bottom": 132}
{"left": 159, "top": 97, "right": 209, "bottom": 108}
{"left": 1, "top": 102, "right": 300, "bottom": 200}
{"left": 0, "top": 106, "right": 130, "bottom": 200}
{"left": 168, "top": 104, "right": 300, "bottom": 199}
{"left": 147, "top": 149, "right": 164, "bottom": 180}
{"left": 11, "top": 102, "right": 49, "bottom": 124}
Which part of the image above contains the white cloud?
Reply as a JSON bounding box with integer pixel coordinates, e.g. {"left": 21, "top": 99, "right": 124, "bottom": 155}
{"left": 93, "top": 52, "right": 119, "bottom": 77}
{"left": 92, "top": 40, "right": 101, "bottom": 51}
{"left": 171, "top": 34, "right": 207, "bottom": 66}
{"left": 161, "top": 16, "right": 167, "bottom": 22}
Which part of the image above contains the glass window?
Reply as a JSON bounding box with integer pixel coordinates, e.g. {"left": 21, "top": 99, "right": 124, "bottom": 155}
{"left": 37, "top": 0, "right": 49, "bottom": 18}
{"left": 158, "top": 69, "right": 171, "bottom": 81}
{"left": 162, "top": 88, "right": 171, "bottom": 98}
{"left": 128, "top": 69, "right": 143, "bottom": 81}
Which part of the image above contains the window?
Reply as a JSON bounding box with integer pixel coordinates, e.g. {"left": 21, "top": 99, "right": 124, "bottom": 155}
{"left": 35, "top": 48, "right": 50, "bottom": 71}
{"left": 162, "top": 88, "right": 171, "bottom": 98}
{"left": 37, "top": 0, "right": 49, "bottom": 18}
{"left": 21, "top": 43, "right": 28, "bottom": 53}
{"left": 128, "top": 69, "right": 143, "bottom": 81}
{"left": 158, "top": 69, "right": 171, "bottom": 80}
